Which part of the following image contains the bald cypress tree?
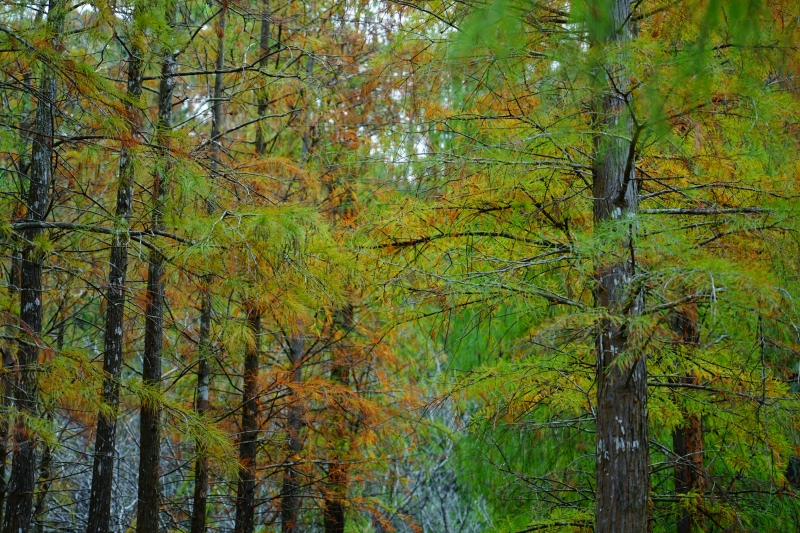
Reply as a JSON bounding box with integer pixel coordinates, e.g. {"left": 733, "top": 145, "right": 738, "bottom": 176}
{"left": 86, "top": 9, "right": 143, "bottom": 533}
{"left": 4, "top": 2, "right": 65, "bottom": 531}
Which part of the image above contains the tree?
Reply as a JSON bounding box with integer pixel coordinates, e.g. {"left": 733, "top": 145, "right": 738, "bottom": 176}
{"left": 4, "top": 2, "right": 65, "bottom": 531}
{"left": 85, "top": 6, "right": 143, "bottom": 532}
{"left": 588, "top": 0, "right": 649, "bottom": 529}
{"left": 135, "top": 2, "right": 176, "bottom": 529}
{"left": 366, "top": 0, "right": 800, "bottom": 530}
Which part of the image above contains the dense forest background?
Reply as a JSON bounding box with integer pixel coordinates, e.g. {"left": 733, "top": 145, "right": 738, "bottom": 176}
{"left": 1, "top": 0, "right": 800, "bottom": 531}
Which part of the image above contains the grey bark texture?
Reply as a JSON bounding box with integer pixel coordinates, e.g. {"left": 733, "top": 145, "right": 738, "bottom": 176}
{"left": 136, "top": 4, "right": 176, "bottom": 531}
{"left": 589, "top": 0, "right": 650, "bottom": 531}
{"left": 4, "top": 2, "right": 65, "bottom": 531}
{"left": 191, "top": 5, "right": 227, "bottom": 532}
{"left": 86, "top": 24, "right": 143, "bottom": 533}
{"left": 280, "top": 333, "right": 304, "bottom": 533}
{"left": 233, "top": 309, "right": 261, "bottom": 533}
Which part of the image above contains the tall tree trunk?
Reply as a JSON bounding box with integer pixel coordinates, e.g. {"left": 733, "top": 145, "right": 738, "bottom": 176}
{"left": 589, "top": 0, "right": 649, "bottom": 532}
{"left": 32, "top": 437, "right": 52, "bottom": 533}
{"left": 323, "top": 462, "right": 346, "bottom": 533}
{"left": 136, "top": 4, "right": 176, "bottom": 531}
{"left": 233, "top": 308, "right": 261, "bottom": 533}
{"left": 300, "top": 55, "right": 314, "bottom": 162}
{"left": 671, "top": 306, "right": 705, "bottom": 533}
{"left": 254, "top": 0, "right": 271, "bottom": 156}
{"left": 1, "top": 65, "right": 35, "bottom": 530}
{"left": 189, "top": 290, "right": 212, "bottom": 533}
{"left": 85, "top": 26, "right": 143, "bottom": 533}
{"left": 323, "top": 305, "right": 354, "bottom": 533}
{"left": 0, "top": 347, "right": 14, "bottom": 529}
{"left": 280, "top": 333, "right": 304, "bottom": 533}
{"left": 280, "top": 51, "right": 317, "bottom": 530}
{"left": 3, "top": 2, "right": 64, "bottom": 531}
{"left": 190, "top": 5, "right": 227, "bottom": 532}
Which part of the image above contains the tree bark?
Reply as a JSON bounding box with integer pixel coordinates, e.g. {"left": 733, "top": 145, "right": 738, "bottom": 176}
{"left": 233, "top": 308, "right": 261, "bottom": 533}
{"left": 323, "top": 305, "right": 354, "bottom": 533}
{"left": 254, "top": 0, "right": 271, "bottom": 156}
{"left": 322, "top": 461, "right": 346, "bottom": 533}
{"left": 189, "top": 290, "right": 211, "bottom": 533}
{"left": 136, "top": 4, "right": 176, "bottom": 531}
{"left": 85, "top": 26, "right": 143, "bottom": 533}
{"left": 3, "top": 2, "right": 64, "bottom": 531}
{"left": 670, "top": 307, "right": 705, "bottom": 533}
{"left": 190, "top": 5, "right": 226, "bottom": 532}
{"left": 0, "top": 347, "right": 14, "bottom": 529}
{"left": 589, "top": 0, "right": 649, "bottom": 532}
{"left": 280, "top": 333, "right": 304, "bottom": 533}
{"left": 32, "top": 439, "right": 52, "bottom": 533}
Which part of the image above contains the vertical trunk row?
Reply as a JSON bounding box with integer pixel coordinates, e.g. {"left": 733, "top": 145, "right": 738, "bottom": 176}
{"left": 671, "top": 306, "right": 705, "bottom": 533}
{"left": 589, "top": 0, "right": 649, "bottom": 532}
{"left": 136, "top": 4, "right": 176, "bottom": 531}
{"left": 233, "top": 308, "right": 261, "bottom": 533}
{"left": 280, "top": 333, "right": 304, "bottom": 533}
{"left": 3, "top": 2, "right": 65, "bottom": 532}
{"left": 85, "top": 23, "right": 143, "bottom": 533}
{"left": 190, "top": 5, "right": 227, "bottom": 532}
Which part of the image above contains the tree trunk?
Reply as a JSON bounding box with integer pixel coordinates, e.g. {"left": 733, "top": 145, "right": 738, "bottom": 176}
{"left": 136, "top": 5, "right": 176, "bottom": 530}
{"left": 670, "top": 307, "right": 705, "bottom": 533}
{"left": 33, "top": 439, "right": 52, "bottom": 533}
{"left": 233, "top": 308, "right": 261, "bottom": 533}
{"left": 590, "top": 0, "right": 649, "bottom": 532}
{"left": 322, "top": 461, "right": 346, "bottom": 533}
{"left": 281, "top": 37, "right": 312, "bottom": 533}
{"left": 323, "top": 305, "right": 354, "bottom": 533}
{"left": 189, "top": 290, "right": 211, "bottom": 533}
{"left": 280, "top": 333, "right": 304, "bottom": 533}
{"left": 3, "top": 2, "right": 64, "bottom": 531}
{"left": 85, "top": 28, "right": 142, "bottom": 533}
{"left": 190, "top": 5, "right": 226, "bottom": 532}
{"left": 254, "top": 0, "right": 271, "bottom": 156}
{"left": 0, "top": 347, "right": 14, "bottom": 529}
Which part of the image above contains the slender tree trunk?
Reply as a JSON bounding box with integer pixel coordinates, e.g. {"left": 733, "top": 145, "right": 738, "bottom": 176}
{"left": 323, "top": 461, "right": 346, "bottom": 533}
{"left": 254, "top": 0, "right": 271, "bottom": 156}
{"left": 3, "top": 2, "right": 64, "bottom": 531}
{"left": 671, "top": 306, "right": 705, "bottom": 533}
{"left": 0, "top": 347, "right": 14, "bottom": 528}
{"left": 300, "top": 55, "right": 314, "bottom": 162}
{"left": 190, "top": 5, "right": 227, "bottom": 532}
{"left": 189, "top": 290, "right": 211, "bottom": 533}
{"left": 233, "top": 308, "right": 261, "bottom": 533}
{"left": 280, "top": 333, "right": 304, "bottom": 533}
{"left": 323, "top": 305, "right": 354, "bottom": 533}
{"left": 85, "top": 28, "right": 143, "bottom": 533}
{"left": 136, "top": 5, "right": 176, "bottom": 530}
{"left": 1, "top": 67, "right": 35, "bottom": 528}
{"left": 280, "top": 52, "right": 316, "bottom": 531}
{"left": 32, "top": 439, "right": 52, "bottom": 533}
{"left": 590, "top": 0, "right": 649, "bottom": 531}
